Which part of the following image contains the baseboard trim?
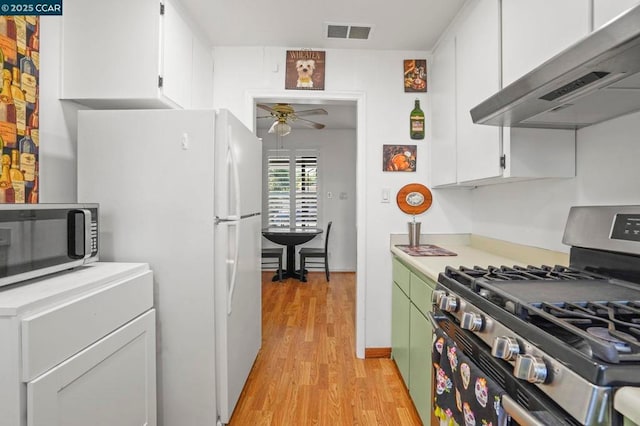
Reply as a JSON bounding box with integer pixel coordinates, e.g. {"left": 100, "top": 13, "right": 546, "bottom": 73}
{"left": 365, "top": 347, "right": 391, "bottom": 358}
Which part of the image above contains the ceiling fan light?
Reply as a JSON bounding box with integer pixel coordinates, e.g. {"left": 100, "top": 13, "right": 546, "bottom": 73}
{"left": 269, "top": 121, "right": 291, "bottom": 136}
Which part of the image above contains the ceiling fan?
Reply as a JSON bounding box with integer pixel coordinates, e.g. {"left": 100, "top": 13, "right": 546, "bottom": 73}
{"left": 257, "top": 103, "right": 327, "bottom": 136}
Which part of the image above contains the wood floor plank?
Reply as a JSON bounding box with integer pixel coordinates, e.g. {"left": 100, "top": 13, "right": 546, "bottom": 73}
{"left": 229, "top": 272, "right": 423, "bottom": 425}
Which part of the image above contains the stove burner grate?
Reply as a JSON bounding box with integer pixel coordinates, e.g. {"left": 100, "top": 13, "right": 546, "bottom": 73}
{"left": 523, "top": 301, "right": 640, "bottom": 363}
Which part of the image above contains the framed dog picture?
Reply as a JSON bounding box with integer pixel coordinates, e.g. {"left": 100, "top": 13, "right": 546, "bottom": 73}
{"left": 285, "top": 50, "right": 326, "bottom": 90}
{"left": 404, "top": 59, "right": 427, "bottom": 92}
{"left": 383, "top": 144, "right": 417, "bottom": 172}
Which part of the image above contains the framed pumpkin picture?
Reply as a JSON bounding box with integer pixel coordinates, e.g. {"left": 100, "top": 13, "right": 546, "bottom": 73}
{"left": 404, "top": 59, "right": 427, "bottom": 92}
{"left": 285, "top": 50, "right": 326, "bottom": 90}
{"left": 383, "top": 144, "right": 416, "bottom": 172}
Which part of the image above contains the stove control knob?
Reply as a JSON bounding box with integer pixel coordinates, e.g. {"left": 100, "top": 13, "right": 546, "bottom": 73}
{"left": 432, "top": 290, "right": 446, "bottom": 305}
{"left": 514, "top": 354, "right": 548, "bottom": 384}
{"left": 491, "top": 337, "right": 520, "bottom": 361}
{"left": 439, "top": 296, "right": 458, "bottom": 312}
{"left": 461, "top": 312, "right": 483, "bottom": 331}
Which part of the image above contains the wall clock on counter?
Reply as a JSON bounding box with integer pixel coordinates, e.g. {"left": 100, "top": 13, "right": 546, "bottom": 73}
{"left": 396, "top": 183, "right": 432, "bottom": 215}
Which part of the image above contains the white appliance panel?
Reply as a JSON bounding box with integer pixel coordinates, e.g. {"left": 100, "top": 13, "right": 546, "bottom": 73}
{"left": 215, "top": 109, "right": 263, "bottom": 218}
{"left": 214, "top": 213, "right": 262, "bottom": 423}
{"left": 78, "top": 109, "right": 262, "bottom": 426}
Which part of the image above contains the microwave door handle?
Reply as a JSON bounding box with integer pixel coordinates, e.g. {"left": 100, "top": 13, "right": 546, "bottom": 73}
{"left": 501, "top": 395, "right": 545, "bottom": 426}
{"left": 68, "top": 209, "right": 92, "bottom": 259}
{"left": 80, "top": 209, "right": 92, "bottom": 258}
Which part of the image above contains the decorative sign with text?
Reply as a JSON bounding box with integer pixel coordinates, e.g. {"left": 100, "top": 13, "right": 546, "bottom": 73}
{"left": 285, "top": 50, "right": 325, "bottom": 90}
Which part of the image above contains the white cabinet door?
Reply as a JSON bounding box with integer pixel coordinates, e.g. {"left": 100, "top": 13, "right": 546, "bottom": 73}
{"left": 161, "top": 0, "right": 193, "bottom": 108}
{"left": 430, "top": 37, "right": 457, "bottom": 186}
{"left": 502, "top": 0, "right": 590, "bottom": 87}
{"left": 61, "top": 0, "right": 208, "bottom": 109}
{"left": 455, "top": 0, "right": 502, "bottom": 183}
{"left": 60, "top": 0, "right": 161, "bottom": 106}
{"left": 191, "top": 34, "right": 214, "bottom": 109}
{"left": 27, "top": 310, "right": 156, "bottom": 426}
{"left": 593, "top": 0, "right": 640, "bottom": 29}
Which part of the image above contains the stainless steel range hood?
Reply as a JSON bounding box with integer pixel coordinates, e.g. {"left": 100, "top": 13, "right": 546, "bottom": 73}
{"left": 471, "top": 4, "right": 640, "bottom": 130}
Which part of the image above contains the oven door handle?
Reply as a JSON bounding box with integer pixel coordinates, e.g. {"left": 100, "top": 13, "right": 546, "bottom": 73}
{"left": 501, "top": 395, "right": 545, "bottom": 426}
{"left": 427, "top": 310, "right": 446, "bottom": 329}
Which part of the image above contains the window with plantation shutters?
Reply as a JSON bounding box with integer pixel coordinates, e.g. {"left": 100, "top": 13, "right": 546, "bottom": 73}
{"left": 266, "top": 150, "right": 319, "bottom": 227}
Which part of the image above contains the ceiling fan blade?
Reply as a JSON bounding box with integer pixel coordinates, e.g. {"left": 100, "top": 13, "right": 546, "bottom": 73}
{"left": 293, "top": 108, "right": 328, "bottom": 117}
{"left": 257, "top": 104, "right": 277, "bottom": 114}
{"left": 257, "top": 115, "right": 274, "bottom": 119}
{"left": 296, "top": 117, "right": 325, "bottom": 129}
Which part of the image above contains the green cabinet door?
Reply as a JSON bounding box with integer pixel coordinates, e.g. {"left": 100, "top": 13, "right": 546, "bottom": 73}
{"left": 624, "top": 416, "right": 640, "bottom": 426}
{"left": 392, "top": 281, "right": 411, "bottom": 386}
{"left": 409, "top": 302, "right": 434, "bottom": 424}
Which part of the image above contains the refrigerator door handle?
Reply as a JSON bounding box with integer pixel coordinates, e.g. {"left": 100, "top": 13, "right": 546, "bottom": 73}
{"left": 227, "top": 220, "right": 241, "bottom": 315}
{"left": 228, "top": 125, "right": 242, "bottom": 219}
{"left": 214, "top": 216, "right": 239, "bottom": 225}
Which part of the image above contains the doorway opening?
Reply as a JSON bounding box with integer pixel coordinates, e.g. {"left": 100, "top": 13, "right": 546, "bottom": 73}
{"left": 247, "top": 91, "right": 366, "bottom": 358}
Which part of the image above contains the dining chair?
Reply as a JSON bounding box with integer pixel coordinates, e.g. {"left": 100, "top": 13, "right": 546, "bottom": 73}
{"left": 261, "top": 247, "right": 284, "bottom": 281}
{"left": 299, "top": 221, "right": 332, "bottom": 282}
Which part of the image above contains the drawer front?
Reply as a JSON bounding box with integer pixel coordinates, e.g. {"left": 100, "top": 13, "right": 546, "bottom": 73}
{"left": 21, "top": 270, "right": 153, "bottom": 381}
{"left": 392, "top": 257, "right": 411, "bottom": 296}
{"left": 27, "top": 310, "right": 156, "bottom": 426}
{"left": 410, "top": 273, "right": 434, "bottom": 316}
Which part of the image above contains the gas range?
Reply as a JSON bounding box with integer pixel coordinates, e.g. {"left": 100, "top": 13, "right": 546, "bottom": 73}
{"left": 434, "top": 205, "right": 640, "bottom": 426}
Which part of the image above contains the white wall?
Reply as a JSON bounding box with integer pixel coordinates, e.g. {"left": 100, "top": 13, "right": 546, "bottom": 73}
{"left": 40, "top": 17, "right": 87, "bottom": 202}
{"left": 259, "top": 128, "right": 358, "bottom": 272}
{"left": 212, "top": 46, "right": 472, "bottom": 349}
{"left": 471, "top": 110, "right": 640, "bottom": 252}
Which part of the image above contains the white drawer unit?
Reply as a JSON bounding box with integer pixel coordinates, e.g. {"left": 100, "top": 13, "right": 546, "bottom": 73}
{"left": 0, "top": 263, "right": 156, "bottom": 426}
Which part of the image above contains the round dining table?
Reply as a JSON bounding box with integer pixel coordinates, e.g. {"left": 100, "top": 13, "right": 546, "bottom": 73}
{"left": 262, "top": 227, "right": 323, "bottom": 281}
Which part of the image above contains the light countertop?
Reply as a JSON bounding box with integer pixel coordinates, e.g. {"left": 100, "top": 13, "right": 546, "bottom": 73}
{"left": 390, "top": 233, "right": 569, "bottom": 282}
{"left": 615, "top": 387, "right": 640, "bottom": 425}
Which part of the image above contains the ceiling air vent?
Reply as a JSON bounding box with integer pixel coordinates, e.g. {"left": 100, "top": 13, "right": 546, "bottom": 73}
{"left": 325, "top": 23, "right": 373, "bottom": 40}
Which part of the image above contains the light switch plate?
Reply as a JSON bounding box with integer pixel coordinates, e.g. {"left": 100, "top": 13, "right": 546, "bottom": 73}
{"left": 381, "top": 188, "right": 390, "bottom": 203}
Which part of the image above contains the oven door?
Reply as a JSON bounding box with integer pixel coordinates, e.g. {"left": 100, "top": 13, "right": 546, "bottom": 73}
{"left": 428, "top": 310, "right": 581, "bottom": 426}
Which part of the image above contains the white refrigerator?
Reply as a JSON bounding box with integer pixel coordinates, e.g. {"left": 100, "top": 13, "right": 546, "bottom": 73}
{"left": 77, "top": 109, "right": 262, "bottom": 426}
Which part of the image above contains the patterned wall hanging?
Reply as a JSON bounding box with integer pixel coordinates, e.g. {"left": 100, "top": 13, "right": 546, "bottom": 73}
{"left": 0, "top": 15, "right": 40, "bottom": 203}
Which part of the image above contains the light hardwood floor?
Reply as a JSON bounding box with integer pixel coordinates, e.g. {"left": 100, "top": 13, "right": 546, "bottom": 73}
{"left": 229, "top": 271, "right": 423, "bottom": 425}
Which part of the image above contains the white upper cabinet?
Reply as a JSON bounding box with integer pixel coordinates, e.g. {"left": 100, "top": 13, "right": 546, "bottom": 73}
{"left": 455, "top": 0, "right": 502, "bottom": 183}
{"left": 593, "top": 0, "right": 640, "bottom": 29}
{"left": 430, "top": 37, "right": 457, "bottom": 187}
{"left": 429, "top": 0, "right": 577, "bottom": 187}
{"left": 501, "top": 0, "right": 590, "bottom": 86}
{"left": 191, "top": 35, "right": 215, "bottom": 109}
{"left": 61, "top": 0, "right": 213, "bottom": 109}
{"left": 160, "top": 0, "right": 193, "bottom": 108}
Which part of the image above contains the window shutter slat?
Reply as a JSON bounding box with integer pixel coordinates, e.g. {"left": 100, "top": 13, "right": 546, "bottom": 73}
{"left": 266, "top": 151, "right": 318, "bottom": 228}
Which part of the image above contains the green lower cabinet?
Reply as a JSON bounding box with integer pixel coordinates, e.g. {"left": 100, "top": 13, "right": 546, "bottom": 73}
{"left": 409, "top": 303, "right": 433, "bottom": 424}
{"left": 392, "top": 256, "right": 438, "bottom": 425}
{"left": 392, "top": 281, "right": 411, "bottom": 385}
{"left": 625, "top": 417, "right": 640, "bottom": 426}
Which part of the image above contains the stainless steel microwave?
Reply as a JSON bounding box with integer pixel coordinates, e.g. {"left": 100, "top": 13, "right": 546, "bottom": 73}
{"left": 0, "top": 204, "right": 98, "bottom": 288}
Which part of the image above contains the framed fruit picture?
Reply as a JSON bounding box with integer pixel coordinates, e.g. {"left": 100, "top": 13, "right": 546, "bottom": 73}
{"left": 383, "top": 144, "right": 416, "bottom": 172}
